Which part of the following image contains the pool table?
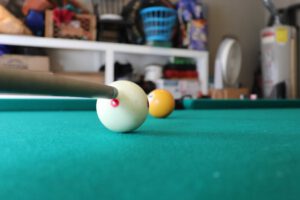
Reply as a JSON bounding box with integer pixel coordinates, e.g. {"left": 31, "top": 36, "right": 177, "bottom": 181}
{"left": 0, "top": 98, "right": 299, "bottom": 200}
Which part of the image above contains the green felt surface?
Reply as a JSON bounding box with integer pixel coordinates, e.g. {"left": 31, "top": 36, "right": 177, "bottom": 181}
{"left": 0, "top": 98, "right": 96, "bottom": 111}
{"left": 1, "top": 98, "right": 300, "bottom": 111}
{"left": 0, "top": 108, "right": 300, "bottom": 200}
{"left": 183, "top": 99, "right": 300, "bottom": 109}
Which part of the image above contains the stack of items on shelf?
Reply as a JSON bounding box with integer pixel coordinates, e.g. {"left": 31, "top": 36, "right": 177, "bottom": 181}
{"left": 145, "top": 58, "right": 201, "bottom": 99}
{"left": 0, "top": 0, "right": 209, "bottom": 90}
{"left": 0, "top": 0, "right": 209, "bottom": 48}
{"left": 113, "top": 0, "right": 208, "bottom": 48}
{"left": 177, "top": 0, "right": 207, "bottom": 50}
{"left": 0, "top": 44, "right": 104, "bottom": 84}
{"left": 94, "top": 0, "right": 127, "bottom": 42}
{"left": 0, "top": 1, "right": 103, "bottom": 84}
{"left": 118, "top": 0, "right": 177, "bottom": 45}
{"left": 0, "top": 0, "right": 96, "bottom": 40}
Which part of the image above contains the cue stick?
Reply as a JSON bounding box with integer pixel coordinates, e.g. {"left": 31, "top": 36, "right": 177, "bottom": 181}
{"left": 0, "top": 68, "right": 118, "bottom": 99}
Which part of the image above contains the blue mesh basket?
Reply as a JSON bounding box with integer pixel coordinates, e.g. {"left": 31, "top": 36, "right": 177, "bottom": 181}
{"left": 140, "top": 6, "right": 177, "bottom": 42}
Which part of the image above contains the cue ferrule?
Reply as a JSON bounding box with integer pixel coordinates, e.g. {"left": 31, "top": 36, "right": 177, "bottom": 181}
{"left": 0, "top": 68, "right": 118, "bottom": 99}
{"left": 111, "top": 87, "right": 118, "bottom": 99}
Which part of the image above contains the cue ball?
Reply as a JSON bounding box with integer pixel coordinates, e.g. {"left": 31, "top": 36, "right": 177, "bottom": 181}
{"left": 148, "top": 89, "right": 175, "bottom": 118}
{"left": 96, "top": 80, "right": 148, "bottom": 133}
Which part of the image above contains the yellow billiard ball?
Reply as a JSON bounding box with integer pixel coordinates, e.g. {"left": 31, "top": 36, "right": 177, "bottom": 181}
{"left": 148, "top": 89, "right": 175, "bottom": 118}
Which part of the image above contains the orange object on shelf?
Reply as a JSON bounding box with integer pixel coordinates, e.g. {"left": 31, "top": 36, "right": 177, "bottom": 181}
{"left": 0, "top": 5, "right": 32, "bottom": 35}
{"left": 22, "top": 0, "right": 53, "bottom": 15}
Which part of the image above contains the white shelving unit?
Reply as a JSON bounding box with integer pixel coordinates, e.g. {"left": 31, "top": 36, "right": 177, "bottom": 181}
{"left": 0, "top": 34, "right": 209, "bottom": 95}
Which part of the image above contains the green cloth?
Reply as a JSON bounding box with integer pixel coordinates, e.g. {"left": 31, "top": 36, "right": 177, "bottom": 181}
{"left": 0, "top": 98, "right": 96, "bottom": 111}
{"left": 0, "top": 109, "right": 299, "bottom": 200}
{"left": 183, "top": 99, "right": 300, "bottom": 109}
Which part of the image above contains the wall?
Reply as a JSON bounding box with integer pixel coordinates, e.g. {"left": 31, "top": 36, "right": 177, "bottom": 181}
{"left": 202, "top": 0, "right": 265, "bottom": 88}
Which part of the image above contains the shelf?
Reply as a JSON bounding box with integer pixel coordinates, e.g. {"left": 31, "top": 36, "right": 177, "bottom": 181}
{"left": 0, "top": 34, "right": 208, "bottom": 58}
{"left": 0, "top": 34, "right": 209, "bottom": 95}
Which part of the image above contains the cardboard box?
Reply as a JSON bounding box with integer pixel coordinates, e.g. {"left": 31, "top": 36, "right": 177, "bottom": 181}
{"left": 54, "top": 72, "right": 105, "bottom": 84}
{"left": 155, "top": 79, "right": 201, "bottom": 99}
{"left": 0, "top": 54, "right": 50, "bottom": 71}
{"left": 210, "top": 88, "right": 249, "bottom": 99}
{"left": 45, "top": 10, "right": 97, "bottom": 41}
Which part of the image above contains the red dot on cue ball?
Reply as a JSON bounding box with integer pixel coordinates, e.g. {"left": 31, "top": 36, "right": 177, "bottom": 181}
{"left": 111, "top": 98, "right": 120, "bottom": 107}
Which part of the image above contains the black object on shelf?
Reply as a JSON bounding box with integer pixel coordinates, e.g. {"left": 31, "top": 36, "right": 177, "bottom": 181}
{"left": 269, "top": 82, "right": 286, "bottom": 99}
{"left": 135, "top": 77, "right": 156, "bottom": 94}
{"left": 100, "top": 62, "right": 133, "bottom": 80}
{"left": 98, "top": 19, "right": 129, "bottom": 43}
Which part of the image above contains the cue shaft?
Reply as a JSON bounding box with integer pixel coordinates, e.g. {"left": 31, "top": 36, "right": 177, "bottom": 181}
{"left": 0, "top": 68, "right": 118, "bottom": 99}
